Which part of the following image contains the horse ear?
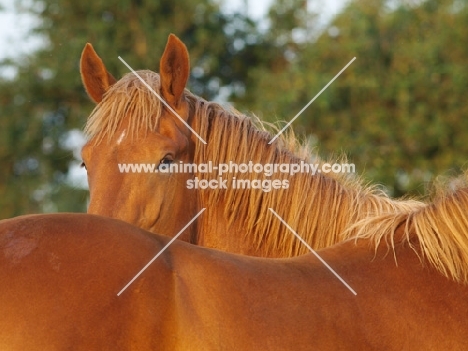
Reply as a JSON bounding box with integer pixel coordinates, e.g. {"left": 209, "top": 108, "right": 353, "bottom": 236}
{"left": 80, "top": 43, "right": 117, "bottom": 103}
{"left": 159, "top": 34, "right": 190, "bottom": 108}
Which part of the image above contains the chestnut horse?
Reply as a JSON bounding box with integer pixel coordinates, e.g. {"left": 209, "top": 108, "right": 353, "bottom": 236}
{"left": 80, "top": 34, "right": 422, "bottom": 257}
{"left": 2, "top": 175, "right": 468, "bottom": 349}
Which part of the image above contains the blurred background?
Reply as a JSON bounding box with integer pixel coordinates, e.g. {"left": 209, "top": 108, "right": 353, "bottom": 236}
{"left": 1, "top": 0, "right": 467, "bottom": 218}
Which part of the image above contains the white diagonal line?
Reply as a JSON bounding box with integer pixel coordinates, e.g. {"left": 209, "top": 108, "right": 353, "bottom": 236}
{"left": 118, "top": 56, "right": 207, "bottom": 145}
{"left": 268, "top": 208, "right": 357, "bottom": 295}
{"left": 117, "top": 208, "right": 206, "bottom": 296}
{"left": 268, "top": 57, "right": 356, "bottom": 144}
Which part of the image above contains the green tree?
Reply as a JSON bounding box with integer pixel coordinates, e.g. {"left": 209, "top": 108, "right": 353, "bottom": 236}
{"left": 242, "top": 0, "right": 468, "bottom": 196}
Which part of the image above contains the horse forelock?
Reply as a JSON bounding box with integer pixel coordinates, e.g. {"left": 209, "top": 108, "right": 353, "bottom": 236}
{"left": 189, "top": 96, "right": 422, "bottom": 257}
{"left": 84, "top": 70, "right": 163, "bottom": 143}
{"left": 352, "top": 172, "right": 468, "bottom": 283}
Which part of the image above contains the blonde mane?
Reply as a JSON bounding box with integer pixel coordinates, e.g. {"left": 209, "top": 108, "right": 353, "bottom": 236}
{"left": 83, "top": 70, "right": 423, "bottom": 257}
{"left": 187, "top": 92, "right": 423, "bottom": 257}
{"left": 351, "top": 172, "right": 468, "bottom": 283}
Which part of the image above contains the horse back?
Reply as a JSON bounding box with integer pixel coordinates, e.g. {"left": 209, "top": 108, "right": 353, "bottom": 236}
{"left": 0, "top": 213, "right": 176, "bottom": 350}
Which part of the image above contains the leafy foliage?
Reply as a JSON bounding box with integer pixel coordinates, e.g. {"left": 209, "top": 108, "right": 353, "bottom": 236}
{"left": 242, "top": 0, "right": 468, "bottom": 196}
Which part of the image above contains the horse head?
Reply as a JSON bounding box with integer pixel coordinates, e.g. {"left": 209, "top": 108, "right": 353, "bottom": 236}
{"left": 80, "top": 34, "right": 198, "bottom": 241}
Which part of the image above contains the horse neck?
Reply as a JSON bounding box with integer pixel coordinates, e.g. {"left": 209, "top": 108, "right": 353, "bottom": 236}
{"left": 196, "top": 175, "right": 362, "bottom": 257}
{"left": 188, "top": 98, "right": 411, "bottom": 257}
{"left": 197, "top": 166, "right": 405, "bottom": 258}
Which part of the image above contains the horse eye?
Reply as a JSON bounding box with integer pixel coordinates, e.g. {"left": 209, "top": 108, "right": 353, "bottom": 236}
{"left": 160, "top": 157, "right": 174, "bottom": 165}
{"left": 158, "top": 156, "right": 174, "bottom": 171}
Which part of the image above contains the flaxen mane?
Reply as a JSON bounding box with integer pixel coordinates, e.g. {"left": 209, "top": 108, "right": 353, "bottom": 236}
{"left": 189, "top": 95, "right": 423, "bottom": 256}
{"left": 351, "top": 172, "right": 468, "bottom": 283}
{"left": 84, "top": 70, "right": 423, "bottom": 257}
